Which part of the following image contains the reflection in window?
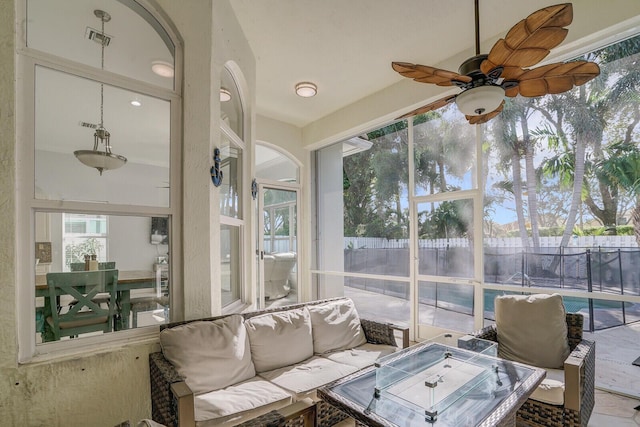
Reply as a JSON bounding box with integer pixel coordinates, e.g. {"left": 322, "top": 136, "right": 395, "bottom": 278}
{"left": 27, "top": 0, "right": 175, "bottom": 90}
{"left": 35, "top": 212, "right": 170, "bottom": 344}
{"left": 221, "top": 224, "right": 241, "bottom": 306}
{"left": 413, "top": 108, "right": 476, "bottom": 195}
{"left": 219, "top": 144, "right": 242, "bottom": 218}
{"left": 219, "top": 66, "right": 245, "bottom": 308}
{"left": 255, "top": 145, "right": 299, "bottom": 183}
{"left": 417, "top": 199, "right": 474, "bottom": 278}
{"left": 419, "top": 281, "right": 474, "bottom": 332}
{"left": 220, "top": 66, "right": 243, "bottom": 138}
{"left": 34, "top": 66, "right": 171, "bottom": 207}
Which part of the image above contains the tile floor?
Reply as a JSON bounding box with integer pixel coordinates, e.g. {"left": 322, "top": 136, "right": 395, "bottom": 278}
{"left": 590, "top": 389, "right": 640, "bottom": 426}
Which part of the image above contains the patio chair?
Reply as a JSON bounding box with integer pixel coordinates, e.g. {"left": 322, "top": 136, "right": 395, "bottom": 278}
{"left": 45, "top": 270, "right": 119, "bottom": 341}
{"left": 473, "top": 293, "right": 595, "bottom": 427}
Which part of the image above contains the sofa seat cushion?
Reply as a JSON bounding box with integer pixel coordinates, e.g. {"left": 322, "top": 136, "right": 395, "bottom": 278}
{"left": 194, "top": 377, "right": 293, "bottom": 426}
{"left": 530, "top": 368, "right": 565, "bottom": 406}
{"left": 259, "top": 356, "right": 358, "bottom": 400}
{"left": 307, "top": 298, "right": 367, "bottom": 354}
{"left": 245, "top": 307, "right": 313, "bottom": 373}
{"left": 322, "top": 343, "right": 397, "bottom": 370}
{"left": 495, "top": 293, "right": 570, "bottom": 369}
{"left": 159, "top": 314, "right": 255, "bottom": 394}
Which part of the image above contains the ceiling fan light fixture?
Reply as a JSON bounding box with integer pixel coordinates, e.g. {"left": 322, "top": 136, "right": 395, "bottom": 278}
{"left": 455, "top": 85, "right": 504, "bottom": 116}
{"left": 295, "top": 82, "right": 317, "bottom": 97}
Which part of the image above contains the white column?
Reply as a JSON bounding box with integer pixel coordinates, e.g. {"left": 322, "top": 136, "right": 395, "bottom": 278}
{"left": 316, "top": 143, "right": 345, "bottom": 298}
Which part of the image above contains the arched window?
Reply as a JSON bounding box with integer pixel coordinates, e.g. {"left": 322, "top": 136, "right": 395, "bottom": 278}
{"left": 219, "top": 65, "right": 247, "bottom": 309}
{"left": 18, "top": 0, "right": 181, "bottom": 358}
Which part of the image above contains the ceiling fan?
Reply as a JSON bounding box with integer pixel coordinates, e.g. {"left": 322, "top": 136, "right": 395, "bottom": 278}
{"left": 392, "top": 2, "right": 600, "bottom": 124}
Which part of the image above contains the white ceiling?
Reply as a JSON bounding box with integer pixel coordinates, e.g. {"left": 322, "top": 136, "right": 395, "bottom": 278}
{"left": 229, "top": 0, "right": 636, "bottom": 128}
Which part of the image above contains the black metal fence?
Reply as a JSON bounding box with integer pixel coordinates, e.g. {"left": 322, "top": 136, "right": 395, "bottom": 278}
{"left": 344, "top": 247, "right": 640, "bottom": 331}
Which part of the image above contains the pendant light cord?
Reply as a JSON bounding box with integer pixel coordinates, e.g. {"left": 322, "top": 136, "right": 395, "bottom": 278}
{"left": 100, "top": 14, "right": 105, "bottom": 128}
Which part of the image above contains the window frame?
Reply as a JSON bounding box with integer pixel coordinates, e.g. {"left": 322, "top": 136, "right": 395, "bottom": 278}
{"left": 16, "top": 0, "right": 183, "bottom": 362}
{"left": 219, "top": 66, "right": 248, "bottom": 310}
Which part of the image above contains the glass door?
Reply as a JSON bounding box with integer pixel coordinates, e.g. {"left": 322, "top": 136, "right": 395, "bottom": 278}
{"left": 257, "top": 183, "right": 299, "bottom": 308}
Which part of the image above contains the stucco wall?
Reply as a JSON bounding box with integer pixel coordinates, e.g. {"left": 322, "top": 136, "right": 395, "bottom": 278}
{"left": 0, "top": 0, "right": 255, "bottom": 425}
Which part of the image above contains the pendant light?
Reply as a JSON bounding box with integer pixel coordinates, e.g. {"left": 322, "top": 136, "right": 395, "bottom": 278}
{"left": 74, "top": 9, "right": 127, "bottom": 175}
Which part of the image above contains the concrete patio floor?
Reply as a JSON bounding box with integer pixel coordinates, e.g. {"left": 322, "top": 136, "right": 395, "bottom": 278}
{"left": 344, "top": 286, "right": 640, "bottom": 397}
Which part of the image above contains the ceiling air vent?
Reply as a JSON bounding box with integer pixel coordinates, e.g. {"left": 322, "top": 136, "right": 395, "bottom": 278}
{"left": 85, "top": 27, "right": 112, "bottom": 46}
{"left": 79, "top": 121, "right": 98, "bottom": 129}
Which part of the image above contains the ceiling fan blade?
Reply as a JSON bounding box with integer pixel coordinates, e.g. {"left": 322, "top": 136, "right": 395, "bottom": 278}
{"left": 517, "top": 60, "right": 600, "bottom": 97}
{"left": 392, "top": 62, "right": 471, "bottom": 87}
{"left": 466, "top": 101, "right": 505, "bottom": 125}
{"left": 396, "top": 94, "right": 457, "bottom": 119}
{"left": 481, "top": 3, "right": 573, "bottom": 75}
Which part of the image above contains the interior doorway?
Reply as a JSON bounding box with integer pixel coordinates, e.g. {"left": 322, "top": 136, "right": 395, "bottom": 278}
{"left": 257, "top": 183, "right": 300, "bottom": 308}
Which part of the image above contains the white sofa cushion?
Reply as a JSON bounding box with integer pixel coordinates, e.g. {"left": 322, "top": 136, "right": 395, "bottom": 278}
{"left": 322, "top": 343, "right": 397, "bottom": 370}
{"left": 495, "top": 293, "right": 570, "bottom": 369}
{"left": 307, "top": 299, "right": 367, "bottom": 354}
{"left": 259, "top": 356, "right": 358, "bottom": 399}
{"left": 159, "top": 315, "right": 255, "bottom": 394}
{"left": 245, "top": 308, "right": 313, "bottom": 373}
{"left": 530, "top": 368, "right": 565, "bottom": 405}
{"left": 194, "top": 377, "right": 293, "bottom": 426}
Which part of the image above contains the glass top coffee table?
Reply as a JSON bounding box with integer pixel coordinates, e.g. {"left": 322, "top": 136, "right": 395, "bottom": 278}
{"left": 317, "top": 340, "right": 545, "bottom": 427}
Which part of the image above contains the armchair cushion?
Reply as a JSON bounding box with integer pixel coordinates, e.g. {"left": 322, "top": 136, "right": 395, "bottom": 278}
{"left": 495, "top": 293, "right": 570, "bottom": 369}
{"left": 530, "top": 368, "right": 565, "bottom": 405}
{"left": 307, "top": 298, "right": 367, "bottom": 354}
{"left": 159, "top": 315, "right": 255, "bottom": 394}
{"left": 245, "top": 308, "right": 313, "bottom": 373}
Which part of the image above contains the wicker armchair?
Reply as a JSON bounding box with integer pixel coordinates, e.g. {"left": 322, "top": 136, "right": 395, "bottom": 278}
{"left": 473, "top": 313, "right": 595, "bottom": 427}
{"left": 149, "top": 298, "right": 408, "bottom": 427}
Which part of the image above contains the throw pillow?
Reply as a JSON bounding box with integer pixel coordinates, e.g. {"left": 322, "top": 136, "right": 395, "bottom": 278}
{"left": 245, "top": 307, "right": 313, "bottom": 372}
{"left": 160, "top": 314, "right": 255, "bottom": 394}
{"left": 307, "top": 298, "right": 367, "bottom": 354}
{"left": 495, "top": 293, "right": 570, "bottom": 369}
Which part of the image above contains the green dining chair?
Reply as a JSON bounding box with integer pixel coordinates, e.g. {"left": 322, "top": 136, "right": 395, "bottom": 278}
{"left": 68, "top": 262, "right": 117, "bottom": 308}
{"left": 45, "top": 270, "right": 119, "bottom": 341}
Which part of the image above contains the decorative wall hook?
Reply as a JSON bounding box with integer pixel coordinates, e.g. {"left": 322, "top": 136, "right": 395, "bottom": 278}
{"left": 211, "top": 148, "right": 223, "bottom": 187}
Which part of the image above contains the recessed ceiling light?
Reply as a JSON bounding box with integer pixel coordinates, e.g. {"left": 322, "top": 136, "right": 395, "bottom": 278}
{"left": 130, "top": 100, "right": 142, "bottom": 107}
{"left": 151, "top": 60, "right": 174, "bottom": 78}
{"left": 220, "top": 88, "right": 231, "bottom": 102}
{"left": 295, "top": 82, "right": 317, "bottom": 97}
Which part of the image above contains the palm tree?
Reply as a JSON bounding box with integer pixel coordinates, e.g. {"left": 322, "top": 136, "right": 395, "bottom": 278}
{"left": 489, "top": 101, "right": 531, "bottom": 249}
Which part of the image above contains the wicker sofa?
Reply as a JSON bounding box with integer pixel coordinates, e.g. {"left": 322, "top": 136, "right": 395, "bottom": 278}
{"left": 473, "top": 297, "right": 595, "bottom": 427}
{"left": 149, "top": 297, "right": 408, "bottom": 427}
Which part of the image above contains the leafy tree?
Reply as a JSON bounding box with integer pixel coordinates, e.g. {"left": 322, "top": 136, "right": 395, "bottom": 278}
{"left": 595, "top": 141, "right": 640, "bottom": 245}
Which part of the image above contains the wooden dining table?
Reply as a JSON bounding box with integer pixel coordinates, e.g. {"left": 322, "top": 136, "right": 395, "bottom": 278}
{"left": 36, "top": 270, "right": 162, "bottom": 340}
